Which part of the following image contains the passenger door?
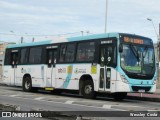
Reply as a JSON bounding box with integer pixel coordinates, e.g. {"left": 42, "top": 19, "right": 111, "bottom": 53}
{"left": 10, "top": 50, "right": 19, "bottom": 86}
{"left": 99, "top": 42, "right": 116, "bottom": 91}
{"left": 46, "top": 49, "right": 57, "bottom": 87}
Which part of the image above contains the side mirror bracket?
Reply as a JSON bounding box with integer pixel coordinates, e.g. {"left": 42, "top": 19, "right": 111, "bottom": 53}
{"left": 119, "top": 44, "right": 123, "bottom": 53}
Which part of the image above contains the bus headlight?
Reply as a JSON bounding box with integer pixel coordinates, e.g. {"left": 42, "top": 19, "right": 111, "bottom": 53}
{"left": 120, "top": 74, "right": 128, "bottom": 83}
{"left": 152, "top": 77, "right": 157, "bottom": 85}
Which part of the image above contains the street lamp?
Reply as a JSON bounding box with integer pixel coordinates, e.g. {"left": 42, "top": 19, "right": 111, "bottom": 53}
{"left": 105, "top": 0, "right": 108, "bottom": 33}
{"left": 147, "top": 18, "right": 159, "bottom": 38}
{"left": 147, "top": 18, "right": 160, "bottom": 60}
{"left": 147, "top": 18, "right": 160, "bottom": 84}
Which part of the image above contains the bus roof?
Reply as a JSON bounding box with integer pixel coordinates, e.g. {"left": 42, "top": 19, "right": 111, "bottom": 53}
{"left": 6, "top": 32, "right": 151, "bottom": 48}
{"left": 6, "top": 40, "right": 52, "bottom": 48}
{"left": 6, "top": 33, "right": 120, "bottom": 49}
{"left": 68, "top": 32, "right": 119, "bottom": 41}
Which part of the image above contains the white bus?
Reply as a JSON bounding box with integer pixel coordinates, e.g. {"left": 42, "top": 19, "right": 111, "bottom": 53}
{"left": 3, "top": 33, "right": 157, "bottom": 100}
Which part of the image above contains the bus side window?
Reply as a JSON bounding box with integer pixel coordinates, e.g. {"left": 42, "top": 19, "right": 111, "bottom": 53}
{"left": 11, "top": 52, "right": 19, "bottom": 66}
{"left": 65, "top": 44, "right": 75, "bottom": 62}
{"left": 20, "top": 48, "right": 28, "bottom": 64}
{"left": 47, "top": 50, "right": 53, "bottom": 64}
{"left": 76, "top": 42, "right": 95, "bottom": 62}
{"left": 59, "top": 45, "right": 66, "bottom": 62}
{"left": 29, "top": 47, "right": 42, "bottom": 64}
{"left": 4, "top": 49, "right": 11, "bottom": 65}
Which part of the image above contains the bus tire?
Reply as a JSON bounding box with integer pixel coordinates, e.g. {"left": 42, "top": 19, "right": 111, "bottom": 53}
{"left": 113, "top": 92, "right": 127, "bottom": 101}
{"left": 23, "top": 76, "right": 32, "bottom": 92}
{"left": 81, "top": 80, "right": 96, "bottom": 99}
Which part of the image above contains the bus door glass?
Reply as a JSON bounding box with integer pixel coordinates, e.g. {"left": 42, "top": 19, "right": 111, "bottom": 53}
{"left": 99, "top": 43, "right": 116, "bottom": 91}
{"left": 11, "top": 50, "right": 19, "bottom": 85}
{"left": 46, "top": 48, "right": 57, "bottom": 87}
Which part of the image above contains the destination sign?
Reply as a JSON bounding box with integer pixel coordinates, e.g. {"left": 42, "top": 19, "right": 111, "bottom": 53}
{"left": 123, "top": 37, "right": 144, "bottom": 44}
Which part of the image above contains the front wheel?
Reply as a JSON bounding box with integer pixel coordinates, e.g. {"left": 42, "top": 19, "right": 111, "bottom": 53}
{"left": 81, "top": 80, "right": 96, "bottom": 99}
{"left": 112, "top": 92, "right": 127, "bottom": 101}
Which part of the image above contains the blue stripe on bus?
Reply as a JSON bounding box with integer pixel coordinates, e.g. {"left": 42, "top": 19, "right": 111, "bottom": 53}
{"left": 62, "top": 65, "right": 73, "bottom": 89}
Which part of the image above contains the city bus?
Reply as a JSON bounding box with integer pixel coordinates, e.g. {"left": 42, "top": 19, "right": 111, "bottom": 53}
{"left": 2, "top": 33, "right": 157, "bottom": 100}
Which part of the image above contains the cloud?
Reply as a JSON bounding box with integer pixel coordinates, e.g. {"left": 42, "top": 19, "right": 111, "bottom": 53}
{"left": 0, "top": 1, "right": 50, "bottom": 13}
{"left": 0, "top": 0, "right": 160, "bottom": 43}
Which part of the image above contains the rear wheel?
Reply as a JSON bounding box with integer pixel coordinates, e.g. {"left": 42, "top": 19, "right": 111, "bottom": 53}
{"left": 113, "top": 92, "right": 127, "bottom": 101}
{"left": 23, "top": 77, "right": 32, "bottom": 92}
{"left": 81, "top": 80, "right": 96, "bottom": 99}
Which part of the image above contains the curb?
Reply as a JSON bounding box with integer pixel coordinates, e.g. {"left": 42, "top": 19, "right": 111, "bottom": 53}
{"left": 0, "top": 104, "right": 20, "bottom": 111}
{"left": 126, "top": 95, "right": 160, "bottom": 102}
{"left": 0, "top": 83, "right": 8, "bottom": 86}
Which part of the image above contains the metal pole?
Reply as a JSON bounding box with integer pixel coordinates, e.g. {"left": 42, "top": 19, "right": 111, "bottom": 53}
{"left": 21, "top": 37, "right": 23, "bottom": 43}
{"left": 32, "top": 37, "right": 34, "bottom": 42}
{"left": 152, "top": 21, "right": 159, "bottom": 38}
{"left": 156, "top": 24, "right": 160, "bottom": 84}
{"left": 105, "top": 0, "right": 108, "bottom": 33}
{"left": 147, "top": 18, "right": 160, "bottom": 86}
{"left": 159, "top": 23, "right": 160, "bottom": 37}
{"left": 147, "top": 18, "right": 158, "bottom": 37}
{"left": 158, "top": 24, "right": 160, "bottom": 83}
{"left": 81, "top": 31, "right": 84, "bottom": 36}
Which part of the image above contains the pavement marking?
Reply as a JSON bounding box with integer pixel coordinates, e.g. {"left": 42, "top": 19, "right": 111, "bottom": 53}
{"left": 34, "top": 97, "right": 44, "bottom": 100}
{"left": 1, "top": 94, "right": 126, "bottom": 111}
{"left": 65, "top": 100, "right": 74, "bottom": 104}
{"left": 10, "top": 95, "right": 20, "bottom": 97}
{"left": 1, "top": 94, "right": 140, "bottom": 111}
{"left": 102, "top": 105, "right": 112, "bottom": 109}
{"left": 147, "top": 109, "right": 160, "bottom": 111}
{"left": 112, "top": 104, "right": 145, "bottom": 108}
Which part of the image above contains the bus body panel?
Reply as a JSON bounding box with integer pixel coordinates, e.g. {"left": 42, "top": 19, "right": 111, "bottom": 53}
{"left": 3, "top": 66, "right": 11, "bottom": 85}
{"left": 2, "top": 32, "right": 157, "bottom": 96}
{"left": 55, "top": 64, "right": 97, "bottom": 90}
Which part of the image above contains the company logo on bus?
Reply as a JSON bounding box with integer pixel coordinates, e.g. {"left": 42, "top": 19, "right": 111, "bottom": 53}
{"left": 74, "top": 68, "right": 86, "bottom": 74}
{"left": 58, "top": 68, "right": 66, "bottom": 73}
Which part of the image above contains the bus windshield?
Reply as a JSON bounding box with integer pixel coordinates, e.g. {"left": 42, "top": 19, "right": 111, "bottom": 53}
{"left": 120, "top": 44, "right": 155, "bottom": 75}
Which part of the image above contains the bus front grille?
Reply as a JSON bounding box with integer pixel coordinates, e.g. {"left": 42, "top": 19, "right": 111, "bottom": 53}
{"left": 131, "top": 86, "right": 151, "bottom": 92}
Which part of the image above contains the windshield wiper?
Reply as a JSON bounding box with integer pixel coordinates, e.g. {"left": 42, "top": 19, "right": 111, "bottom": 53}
{"left": 130, "top": 44, "right": 140, "bottom": 62}
{"left": 143, "top": 46, "right": 148, "bottom": 58}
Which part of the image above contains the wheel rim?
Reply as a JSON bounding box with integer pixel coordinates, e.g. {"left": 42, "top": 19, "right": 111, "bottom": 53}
{"left": 84, "top": 85, "right": 92, "bottom": 94}
{"left": 25, "top": 80, "right": 30, "bottom": 90}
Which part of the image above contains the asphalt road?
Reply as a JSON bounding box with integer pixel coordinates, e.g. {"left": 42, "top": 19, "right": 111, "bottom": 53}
{"left": 0, "top": 85, "right": 160, "bottom": 120}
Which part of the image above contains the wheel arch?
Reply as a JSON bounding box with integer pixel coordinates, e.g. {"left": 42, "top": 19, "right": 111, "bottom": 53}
{"left": 22, "top": 74, "right": 31, "bottom": 86}
{"left": 79, "top": 74, "right": 95, "bottom": 94}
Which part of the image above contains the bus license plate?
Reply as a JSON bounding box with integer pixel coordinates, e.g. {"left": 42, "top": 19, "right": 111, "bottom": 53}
{"left": 138, "top": 90, "right": 145, "bottom": 93}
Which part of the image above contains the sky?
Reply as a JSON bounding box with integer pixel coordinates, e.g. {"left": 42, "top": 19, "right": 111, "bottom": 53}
{"left": 0, "top": 0, "right": 160, "bottom": 43}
